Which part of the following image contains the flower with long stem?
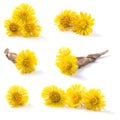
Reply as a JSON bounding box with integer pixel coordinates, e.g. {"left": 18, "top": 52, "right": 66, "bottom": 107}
{"left": 56, "top": 47, "right": 108, "bottom": 75}
{"left": 4, "top": 48, "right": 37, "bottom": 74}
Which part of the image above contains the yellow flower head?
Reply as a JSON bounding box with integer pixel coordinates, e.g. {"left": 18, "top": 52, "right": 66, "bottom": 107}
{"left": 12, "top": 3, "right": 35, "bottom": 24}
{"left": 56, "top": 55, "right": 78, "bottom": 75}
{"left": 72, "top": 12, "right": 95, "bottom": 35}
{"left": 15, "top": 50, "right": 38, "bottom": 73}
{"left": 4, "top": 19, "right": 21, "bottom": 36}
{"left": 66, "top": 84, "right": 86, "bottom": 108}
{"left": 54, "top": 10, "right": 78, "bottom": 31}
{"left": 21, "top": 20, "right": 42, "bottom": 37}
{"left": 56, "top": 47, "right": 78, "bottom": 75}
{"left": 6, "top": 85, "right": 29, "bottom": 107}
{"left": 56, "top": 47, "right": 71, "bottom": 59}
{"left": 41, "top": 85, "right": 66, "bottom": 107}
{"left": 83, "top": 89, "right": 106, "bottom": 111}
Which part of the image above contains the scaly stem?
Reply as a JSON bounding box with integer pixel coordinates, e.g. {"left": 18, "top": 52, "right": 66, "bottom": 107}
{"left": 4, "top": 48, "right": 17, "bottom": 63}
{"left": 77, "top": 50, "right": 109, "bottom": 68}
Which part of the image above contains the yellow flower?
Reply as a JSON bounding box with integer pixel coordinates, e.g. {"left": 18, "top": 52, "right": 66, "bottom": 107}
{"left": 41, "top": 85, "right": 66, "bottom": 107}
{"left": 83, "top": 89, "right": 106, "bottom": 111}
{"left": 12, "top": 3, "right": 35, "bottom": 24}
{"left": 4, "top": 19, "right": 21, "bottom": 36}
{"left": 56, "top": 47, "right": 78, "bottom": 75}
{"left": 66, "top": 84, "right": 86, "bottom": 108}
{"left": 21, "top": 20, "right": 41, "bottom": 37}
{"left": 56, "top": 55, "right": 78, "bottom": 75}
{"left": 6, "top": 85, "right": 29, "bottom": 107}
{"left": 15, "top": 50, "right": 38, "bottom": 73}
{"left": 56, "top": 47, "right": 71, "bottom": 59}
{"left": 54, "top": 10, "right": 78, "bottom": 31}
{"left": 72, "top": 12, "right": 95, "bottom": 35}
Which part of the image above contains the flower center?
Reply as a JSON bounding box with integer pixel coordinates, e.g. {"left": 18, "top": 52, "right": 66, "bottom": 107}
{"left": 9, "top": 24, "right": 18, "bottom": 32}
{"left": 61, "top": 16, "right": 71, "bottom": 27}
{"left": 25, "top": 23, "right": 34, "bottom": 32}
{"left": 13, "top": 92, "right": 22, "bottom": 102}
{"left": 20, "top": 11, "right": 27, "bottom": 20}
{"left": 49, "top": 92, "right": 61, "bottom": 103}
{"left": 90, "top": 97, "right": 98, "bottom": 105}
{"left": 22, "top": 58, "right": 30, "bottom": 67}
{"left": 79, "top": 20, "right": 87, "bottom": 29}
{"left": 72, "top": 95, "right": 81, "bottom": 104}
{"left": 65, "top": 63, "right": 72, "bottom": 70}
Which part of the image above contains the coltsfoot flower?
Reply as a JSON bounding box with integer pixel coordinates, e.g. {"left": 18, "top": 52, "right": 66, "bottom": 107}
{"left": 56, "top": 47, "right": 71, "bottom": 58}
{"left": 15, "top": 49, "right": 38, "bottom": 73}
{"left": 4, "top": 48, "right": 37, "bottom": 74}
{"left": 54, "top": 10, "right": 78, "bottom": 31}
{"left": 6, "top": 85, "right": 29, "bottom": 107}
{"left": 56, "top": 47, "right": 78, "bottom": 75}
{"left": 4, "top": 19, "right": 21, "bottom": 36}
{"left": 41, "top": 85, "right": 66, "bottom": 107}
{"left": 66, "top": 84, "right": 86, "bottom": 108}
{"left": 21, "top": 20, "right": 41, "bottom": 37}
{"left": 72, "top": 12, "right": 95, "bottom": 35}
{"left": 56, "top": 55, "right": 78, "bottom": 75}
{"left": 55, "top": 47, "right": 108, "bottom": 75}
{"left": 12, "top": 3, "right": 35, "bottom": 24}
{"left": 83, "top": 89, "right": 106, "bottom": 111}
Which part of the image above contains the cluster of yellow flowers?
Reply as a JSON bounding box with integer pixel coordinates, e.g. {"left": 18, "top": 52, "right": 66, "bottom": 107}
{"left": 5, "top": 48, "right": 108, "bottom": 75}
{"left": 54, "top": 10, "right": 95, "bottom": 35}
{"left": 56, "top": 47, "right": 78, "bottom": 75}
{"left": 5, "top": 84, "right": 106, "bottom": 111}
{"left": 3, "top": 4, "right": 107, "bottom": 112}
{"left": 4, "top": 3, "right": 41, "bottom": 37}
{"left": 42, "top": 84, "right": 106, "bottom": 111}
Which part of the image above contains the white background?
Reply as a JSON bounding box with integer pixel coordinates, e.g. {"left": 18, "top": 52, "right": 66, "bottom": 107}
{"left": 0, "top": 0, "right": 119, "bottom": 119}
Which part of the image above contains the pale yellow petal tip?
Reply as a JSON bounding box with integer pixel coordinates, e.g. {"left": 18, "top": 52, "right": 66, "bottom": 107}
{"left": 15, "top": 49, "right": 38, "bottom": 74}
{"left": 4, "top": 3, "right": 42, "bottom": 37}
{"left": 6, "top": 85, "right": 29, "bottom": 107}
{"left": 56, "top": 47, "right": 78, "bottom": 75}
{"left": 41, "top": 85, "right": 66, "bottom": 107}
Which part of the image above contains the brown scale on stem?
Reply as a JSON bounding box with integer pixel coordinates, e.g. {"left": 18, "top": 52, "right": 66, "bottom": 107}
{"left": 77, "top": 50, "right": 109, "bottom": 68}
{"left": 4, "top": 48, "right": 17, "bottom": 63}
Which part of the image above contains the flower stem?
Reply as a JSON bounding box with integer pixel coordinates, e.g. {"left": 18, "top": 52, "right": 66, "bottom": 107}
{"left": 4, "top": 48, "right": 17, "bottom": 63}
{"left": 77, "top": 50, "right": 109, "bottom": 68}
